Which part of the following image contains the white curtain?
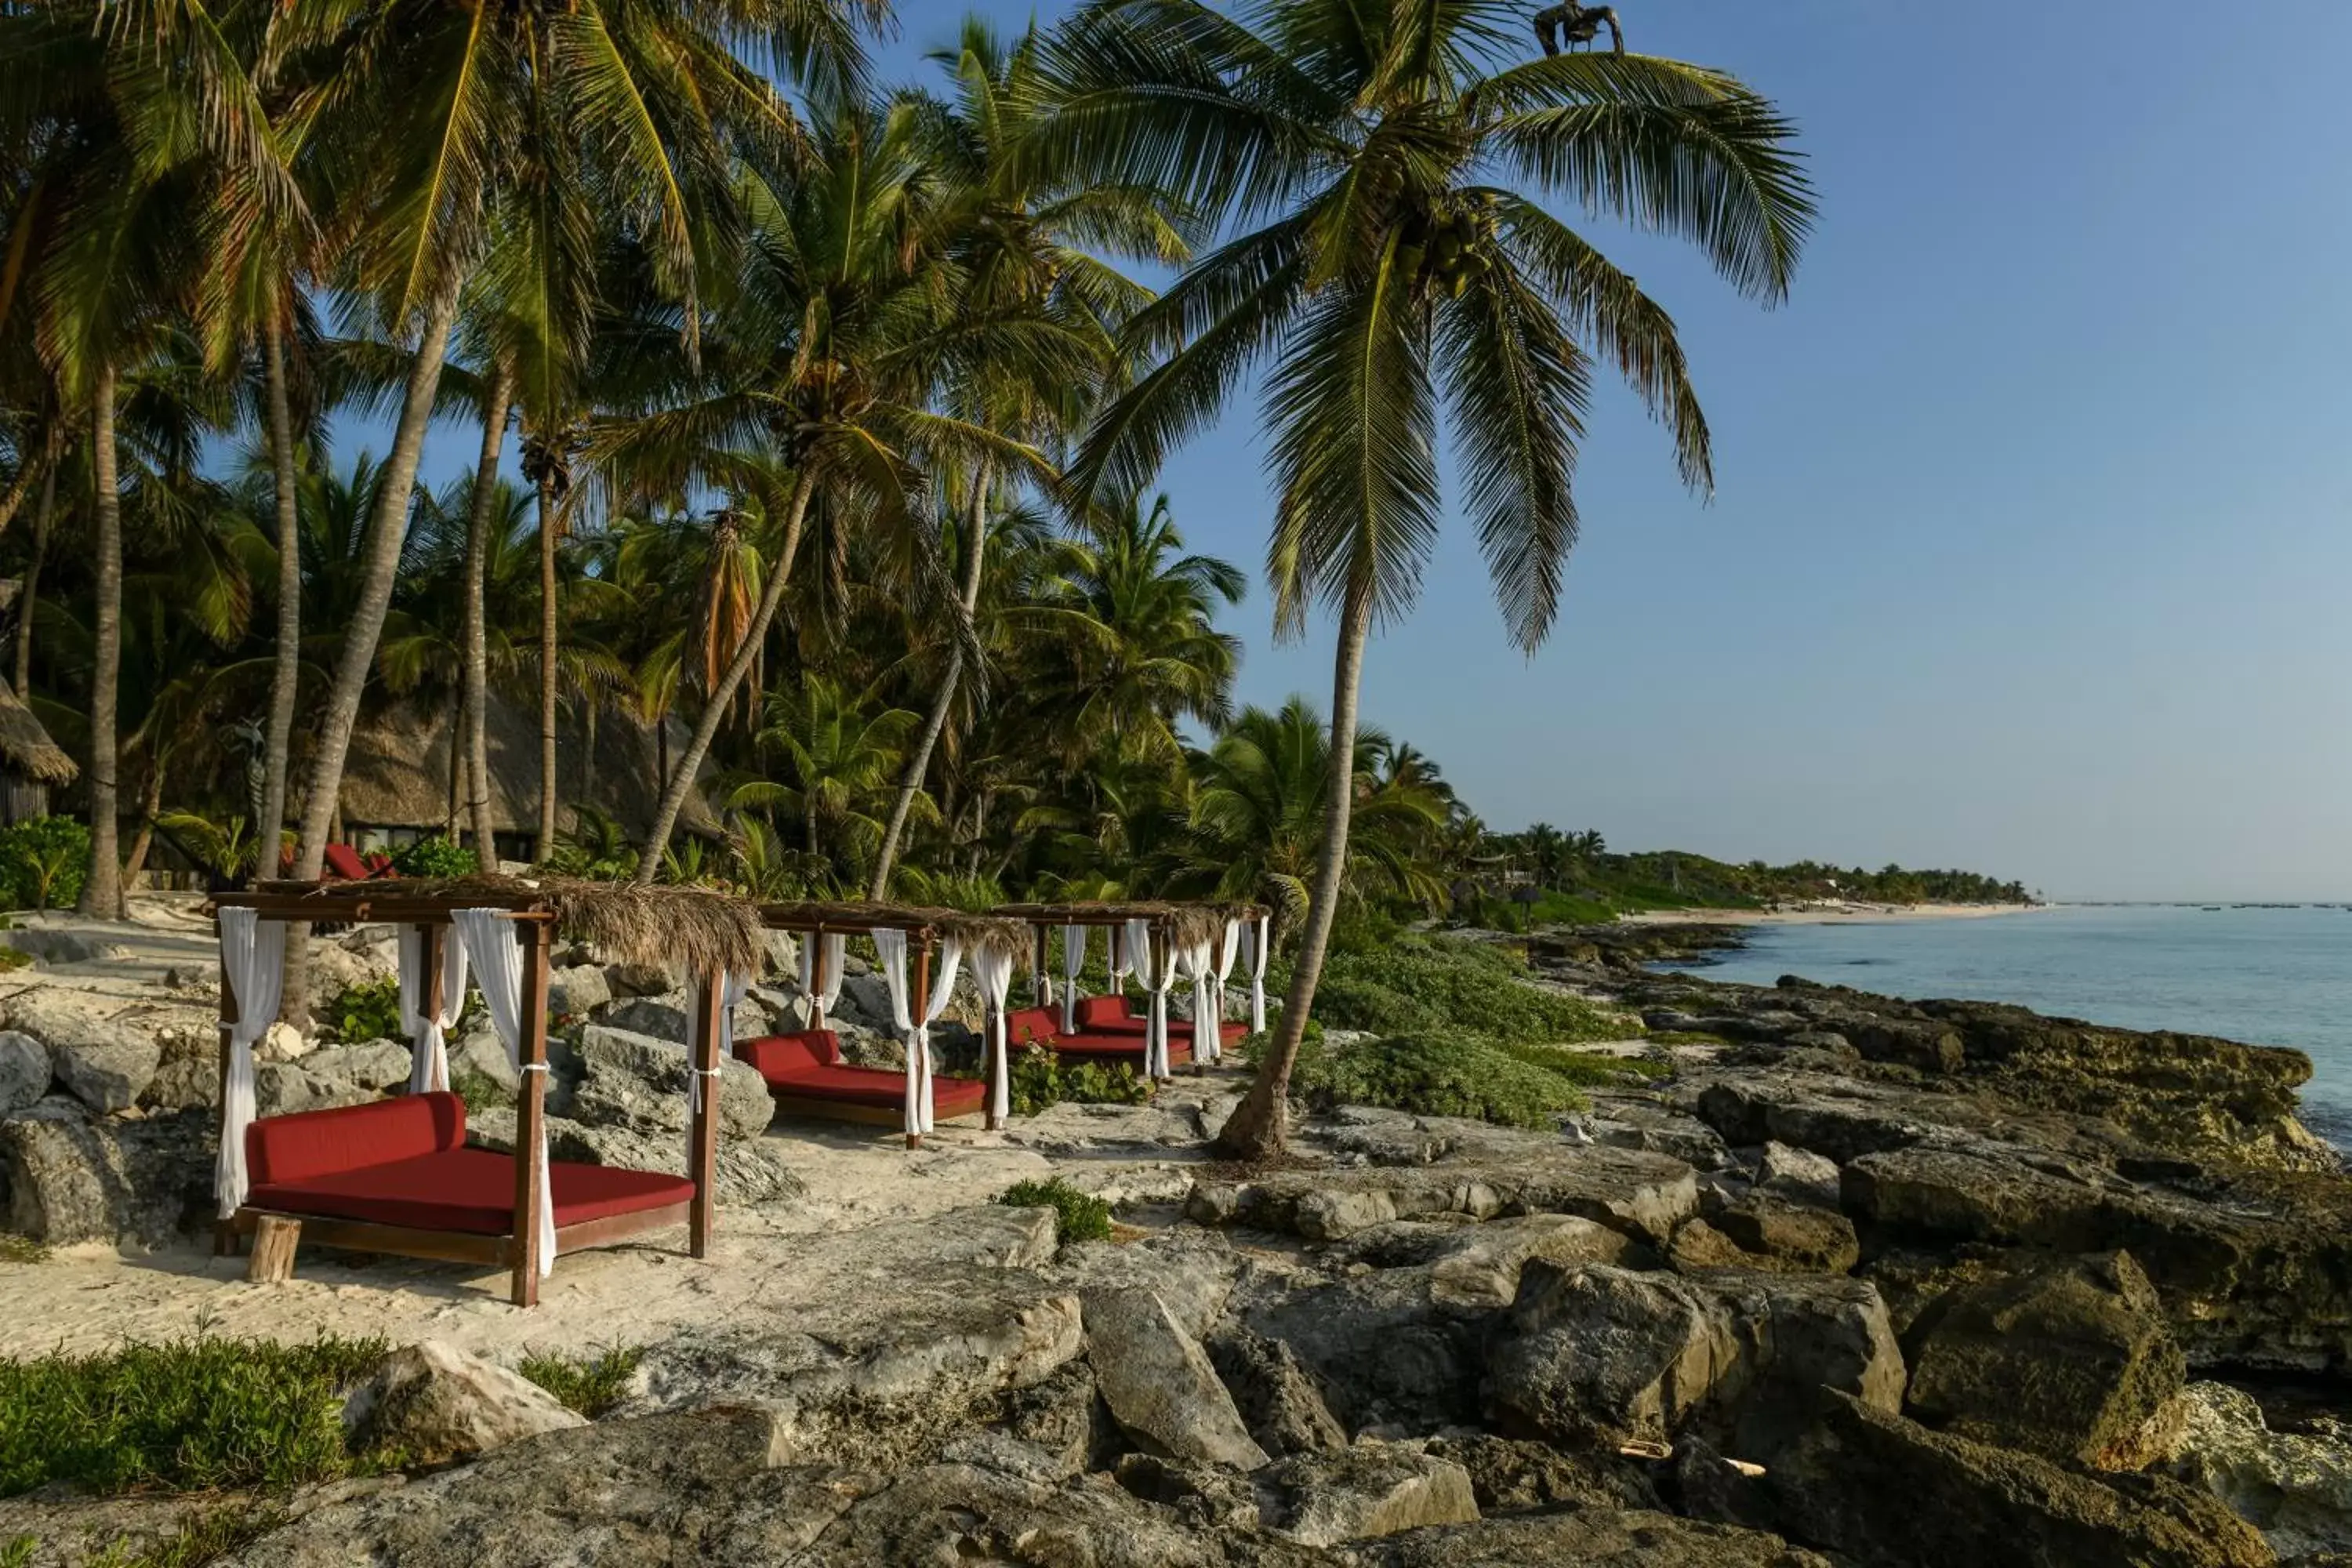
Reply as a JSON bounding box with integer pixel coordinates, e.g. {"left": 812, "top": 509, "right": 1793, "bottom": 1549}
{"left": 1182, "top": 937, "right": 1218, "bottom": 1065}
{"left": 397, "top": 925, "right": 470, "bottom": 1095}
{"left": 1214, "top": 920, "right": 1242, "bottom": 1051}
{"left": 969, "top": 944, "right": 1015, "bottom": 1124}
{"left": 1058, "top": 924, "right": 1087, "bottom": 1035}
{"left": 1108, "top": 924, "right": 1133, "bottom": 995}
{"left": 793, "top": 932, "right": 848, "bottom": 1023}
{"left": 453, "top": 909, "right": 554, "bottom": 1276}
{"left": 688, "top": 971, "right": 751, "bottom": 1116}
{"left": 874, "top": 930, "right": 966, "bottom": 1136}
{"left": 214, "top": 908, "right": 285, "bottom": 1218}
{"left": 1127, "top": 917, "right": 1177, "bottom": 1079}
{"left": 1247, "top": 913, "right": 1271, "bottom": 1033}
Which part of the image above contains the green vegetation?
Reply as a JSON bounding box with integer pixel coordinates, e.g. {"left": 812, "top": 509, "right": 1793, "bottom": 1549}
{"left": 0, "top": 1334, "right": 389, "bottom": 1498}
{"left": 1276, "top": 1031, "right": 1592, "bottom": 1132}
{"left": 1298, "top": 934, "right": 1632, "bottom": 1047}
{"left": 1006, "top": 1048, "right": 1152, "bottom": 1118}
{"left": 0, "top": 1235, "right": 45, "bottom": 1265}
{"left": 73, "top": 1503, "right": 290, "bottom": 1568}
{"left": 389, "top": 836, "right": 478, "bottom": 879}
{"left": 323, "top": 977, "right": 404, "bottom": 1044}
{"left": 447, "top": 1066, "right": 511, "bottom": 1111}
{"left": 995, "top": 1178, "right": 1112, "bottom": 1246}
{"left": 517, "top": 1346, "right": 642, "bottom": 1419}
{"left": 0, "top": 817, "right": 90, "bottom": 911}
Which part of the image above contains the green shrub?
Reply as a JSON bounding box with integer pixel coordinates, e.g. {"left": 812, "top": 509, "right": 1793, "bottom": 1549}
{"left": 0, "top": 816, "right": 90, "bottom": 911}
{"left": 1006, "top": 1047, "right": 1154, "bottom": 1116}
{"left": 447, "top": 1065, "right": 511, "bottom": 1110}
{"left": 324, "top": 976, "right": 404, "bottom": 1044}
{"left": 1305, "top": 934, "right": 1628, "bottom": 1046}
{"left": 996, "top": 1178, "right": 1112, "bottom": 1244}
{"left": 0, "top": 1334, "right": 389, "bottom": 1498}
{"left": 517, "top": 1346, "right": 641, "bottom": 1417}
{"left": 1493, "top": 1040, "right": 1674, "bottom": 1087}
{"left": 1279, "top": 1030, "right": 1591, "bottom": 1131}
{"left": 390, "top": 836, "right": 477, "bottom": 878}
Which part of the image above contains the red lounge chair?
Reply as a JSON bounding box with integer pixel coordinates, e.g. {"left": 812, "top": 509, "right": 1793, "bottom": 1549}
{"left": 735, "top": 1029, "right": 986, "bottom": 1128}
{"left": 322, "top": 843, "right": 397, "bottom": 883}
{"left": 1004, "top": 1006, "right": 1062, "bottom": 1048}
{"left": 1072, "top": 993, "right": 1247, "bottom": 1050}
{"left": 238, "top": 1093, "right": 694, "bottom": 1271}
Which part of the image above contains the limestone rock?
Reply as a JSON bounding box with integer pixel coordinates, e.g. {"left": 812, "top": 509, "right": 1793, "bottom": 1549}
{"left": 1905, "top": 1250, "right": 2186, "bottom": 1468}
{"left": 1339, "top": 1214, "right": 1635, "bottom": 1308}
{"left": 1205, "top": 1326, "right": 1349, "bottom": 1456}
{"left": 1483, "top": 1261, "right": 1905, "bottom": 1454}
{"left": 1047, "top": 1227, "right": 1240, "bottom": 1338}
{"left": 254, "top": 1060, "right": 378, "bottom": 1118}
{"left": 836, "top": 973, "right": 895, "bottom": 1029}
{"left": 1755, "top": 1140, "right": 1842, "bottom": 1205}
{"left": 1758, "top": 1388, "right": 2273, "bottom": 1568}
{"left": 1239, "top": 1263, "right": 1489, "bottom": 1436}
{"left": 600, "top": 992, "right": 688, "bottom": 1040}
{"left": 254, "top": 1020, "right": 311, "bottom": 1063}
{"left": 49, "top": 1032, "right": 159, "bottom": 1114}
{"left": 2163, "top": 1381, "right": 2352, "bottom": 1560}
{"left": 0, "top": 1098, "right": 210, "bottom": 1243}
{"left": 603, "top": 962, "right": 674, "bottom": 998}
{"left": 447, "top": 1027, "right": 517, "bottom": 1094}
{"left": 1368, "top": 1508, "right": 1832, "bottom": 1567}
{"left": 1423, "top": 1432, "right": 1661, "bottom": 1515}
{"left": 1, "top": 927, "right": 131, "bottom": 965}
{"left": 0, "top": 1031, "right": 48, "bottom": 1115}
{"left": 1085, "top": 1286, "right": 1268, "bottom": 1469}
{"left": 1254, "top": 1443, "right": 1479, "bottom": 1546}
{"left": 303, "top": 1039, "right": 414, "bottom": 1094}
{"left": 341, "top": 1340, "right": 585, "bottom": 1465}
{"left": 555, "top": 1023, "right": 771, "bottom": 1142}
{"left": 1682, "top": 1191, "right": 1860, "bottom": 1275}
{"left": 545, "top": 964, "right": 611, "bottom": 1019}
{"left": 140, "top": 1055, "right": 219, "bottom": 1111}
{"left": 464, "top": 1108, "right": 804, "bottom": 1208}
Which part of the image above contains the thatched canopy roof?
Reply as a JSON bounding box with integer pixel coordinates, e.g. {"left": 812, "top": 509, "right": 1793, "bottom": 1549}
{"left": 337, "top": 696, "right": 718, "bottom": 839}
{"left": 221, "top": 874, "right": 765, "bottom": 977}
{"left": 760, "top": 900, "right": 1030, "bottom": 959}
{"left": 996, "top": 901, "right": 1267, "bottom": 949}
{"left": 0, "top": 681, "right": 75, "bottom": 785}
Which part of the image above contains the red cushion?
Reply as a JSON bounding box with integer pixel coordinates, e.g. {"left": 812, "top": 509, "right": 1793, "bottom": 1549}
{"left": 1075, "top": 996, "right": 1146, "bottom": 1033}
{"left": 322, "top": 844, "right": 371, "bottom": 881}
{"left": 246, "top": 1094, "right": 465, "bottom": 1188}
{"left": 1051, "top": 1033, "right": 1191, "bottom": 1066}
{"left": 1004, "top": 1007, "right": 1060, "bottom": 1047}
{"left": 248, "top": 1147, "right": 692, "bottom": 1236}
{"left": 736, "top": 1031, "right": 844, "bottom": 1079}
{"left": 760, "top": 1061, "right": 988, "bottom": 1114}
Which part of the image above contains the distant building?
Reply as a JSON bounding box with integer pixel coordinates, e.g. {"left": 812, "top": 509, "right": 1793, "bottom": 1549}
{"left": 0, "top": 681, "right": 76, "bottom": 825}
{"left": 336, "top": 696, "right": 721, "bottom": 865}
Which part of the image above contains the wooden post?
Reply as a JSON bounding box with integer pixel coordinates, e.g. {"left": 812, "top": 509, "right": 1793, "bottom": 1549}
{"left": 417, "top": 923, "right": 442, "bottom": 1093}
{"left": 687, "top": 967, "right": 723, "bottom": 1258}
{"left": 1108, "top": 924, "right": 1122, "bottom": 999}
{"left": 811, "top": 924, "right": 829, "bottom": 1030}
{"left": 214, "top": 918, "right": 238, "bottom": 1257}
{"left": 510, "top": 916, "right": 552, "bottom": 1308}
{"left": 246, "top": 1215, "right": 299, "bottom": 1283}
{"left": 907, "top": 936, "right": 931, "bottom": 1151}
{"left": 1033, "top": 924, "right": 1050, "bottom": 1008}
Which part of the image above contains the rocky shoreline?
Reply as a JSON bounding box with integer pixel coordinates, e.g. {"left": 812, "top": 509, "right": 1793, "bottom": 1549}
{"left": 4, "top": 913, "right": 2352, "bottom": 1565}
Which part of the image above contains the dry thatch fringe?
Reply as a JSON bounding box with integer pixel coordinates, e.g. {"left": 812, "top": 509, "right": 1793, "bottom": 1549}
{"left": 255, "top": 874, "right": 766, "bottom": 978}
{"left": 758, "top": 900, "right": 1030, "bottom": 961}
{"left": 0, "top": 682, "right": 76, "bottom": 784}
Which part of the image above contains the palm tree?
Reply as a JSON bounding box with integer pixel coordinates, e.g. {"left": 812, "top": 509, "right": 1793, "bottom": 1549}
{"left": 1030, "top": 0, "right": 1810, "bottom": 1156}
{"left": 865, "top": 15, "right": 1177, "bottom": 895}
{"left": 742, "top": 674, "right": 918, "bottom": 870}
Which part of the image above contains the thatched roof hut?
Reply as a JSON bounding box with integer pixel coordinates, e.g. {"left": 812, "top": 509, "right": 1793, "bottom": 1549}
{"left": 0, "top": 680, "right": 76, "bottom": 825}
{"left": 336, "top": 696, "right": 719, "bottom": 860}
{"left": 758, "top": 899, "right": 1030, "bottom": 960}
{"left": 995, "top": 900, "right": 1265, "bottom": 951}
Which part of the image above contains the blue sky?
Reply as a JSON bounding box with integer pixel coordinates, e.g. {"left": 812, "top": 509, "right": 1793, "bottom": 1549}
{"left": 385, "top": 2, "right": 2352, "bottom": 902}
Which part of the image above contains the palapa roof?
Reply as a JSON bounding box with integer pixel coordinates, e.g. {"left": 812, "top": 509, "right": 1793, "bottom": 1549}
{"left": 336, "top": 697, "right": 719, "bottom": 838}
{"left": 759, "top": 899, "right": 1031, "bottom": 959}
{"left": 0, "top": 681, "right": 75, "bottom": 786}
{"left": 220, "top": 873, "right": 766, "bottom": 978}
{"left": 996, "top": 900, "right": 1267, "bottom": 949}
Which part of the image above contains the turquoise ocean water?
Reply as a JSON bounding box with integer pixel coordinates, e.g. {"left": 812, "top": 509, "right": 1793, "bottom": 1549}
{"left": 1673, "top": 904, "right": 2352, "bottom": 1148}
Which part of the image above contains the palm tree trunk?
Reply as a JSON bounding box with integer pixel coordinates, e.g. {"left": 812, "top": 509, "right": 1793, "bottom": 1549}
{"left": 869, "top": 457, "right": 990, "bottom": 898}
{"left": 535, "top": 466, "right": 559, "bottom": 860}
{"left": 120, "top": 755, "right": 164, "bottom": 885}
{"left": 78, "top": 365, "right": 124, "bottom": 920}
{"left": 0, "top": 418, "right": 49, "bottom": 541}
{"left": 633, "top": 470, "right": 816, "bottom": 884}
{"left": 463, "top": 366, "right": 513, "bottom": 866}
{"left": 283, "top": 280, "right": 462, "bottom": 1022}
{"left": 13, "top": 459, "right": 56, "bottom": 697}
{"left": 258, "top": 316, "right": 303, "bottom": 879}
{"left": 1215, "top": 575, "right": 1374, "bottom": 1160}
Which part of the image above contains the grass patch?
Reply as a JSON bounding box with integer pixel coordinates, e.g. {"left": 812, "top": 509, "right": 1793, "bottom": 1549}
{"left": 446, "top": 1065, "right": 513, "bottom": 1111}
{"left": 78, "top": 1501, "right": 290, "bottom": 1568}
{"left": 1493, "top": 1041, "right": 1674, "bottom": 1087}
{"left": 1005, "top": 1047, "right": 1152, "bottom": 1117}
{"left": 1270, "top": 1029, "right": 1592, "bottom": 1131}
{"left": 516, "top": 1346, "right": 642, "bottom": 1418}
{"left": 0, "top": 1334, "right": 389, "bottom": 1499}
{"left": 996, "top": 1178, "right": 1112, "bottom": 1245}
{"left": 0, "top": 1234, "right": 44, "bottom": 1265}
{"left": 0, "top": 949, "right": 29, "bottom": 975}
{"left": 1300, "top": 933, "right": 1632, "bottom": 1047}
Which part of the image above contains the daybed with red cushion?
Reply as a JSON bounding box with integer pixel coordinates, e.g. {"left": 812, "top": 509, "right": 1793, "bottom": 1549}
{"left": 1072, "top": 993, "right": 1245, "bottom": 1047}
{"left": 321, "top": 842, "right": 397, "bottom": 882}
{"left": 237, "top": 1092, "right": 694, "bottom": 1264}
{"left": 735, "top": 1029, "right": 986, "bottom": 1128}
